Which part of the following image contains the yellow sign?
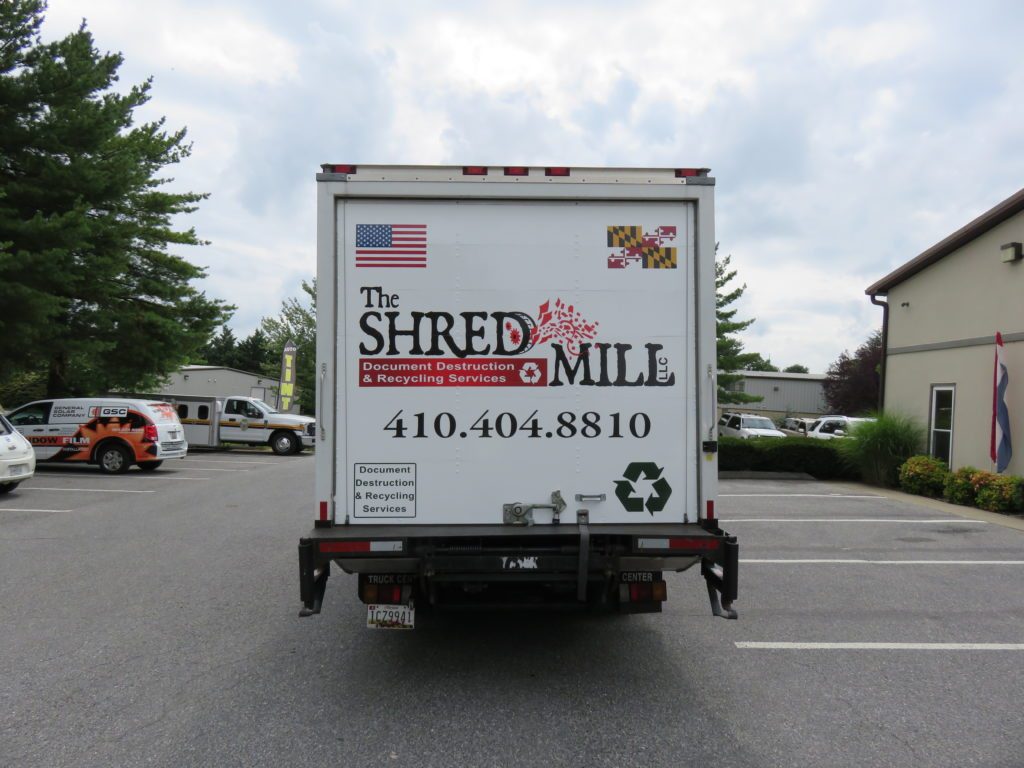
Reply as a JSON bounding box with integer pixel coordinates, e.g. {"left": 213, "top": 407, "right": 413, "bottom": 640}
{"left": 278, "top": 340, "right": 298, "bottom": 411}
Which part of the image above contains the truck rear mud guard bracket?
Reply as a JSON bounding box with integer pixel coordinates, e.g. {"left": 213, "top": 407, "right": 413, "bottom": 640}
{"left": 298, "top": 540, "right": 329, "bottom": 617}
{"left": 576, "top": 510, "right": 590, "bottom": 601}
{"left": 701, "top": 536, "right": 739, "bottom": 619}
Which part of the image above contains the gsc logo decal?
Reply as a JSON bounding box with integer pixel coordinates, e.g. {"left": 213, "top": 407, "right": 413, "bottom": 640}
{"left": 89, "top": 406, "right": 129, "bottom": 418}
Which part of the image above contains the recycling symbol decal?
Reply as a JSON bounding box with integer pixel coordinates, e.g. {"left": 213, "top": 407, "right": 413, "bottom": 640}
{"left": 519, "top": 362, "right": 542, "bottom": 384}
{"left": 615, "top": 462, "right": 672, "bottom": 515}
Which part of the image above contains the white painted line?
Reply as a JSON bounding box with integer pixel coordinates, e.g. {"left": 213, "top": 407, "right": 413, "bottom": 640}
{"left": 0, "top": 507, "right": 74, "bottom": 513}
{"left": 174, "top": 467, "right": 250, "bottom": 473}
{"left": 20, "top": 487, "right": 155, "bottom": 494}
{"left": 725, "top": 518, "right": 987, "bottom": 524}
{"left": 742, "top": 559, "right": 1024, "bottom": 565}
{"left": 720, "top": 493, "right": 882, "bottom": 499}
{"left": 177, "top": 458, "right": 287, "bottom": 465}
{"left": 737, "top": 642, "right": 1024, "bottom": 651}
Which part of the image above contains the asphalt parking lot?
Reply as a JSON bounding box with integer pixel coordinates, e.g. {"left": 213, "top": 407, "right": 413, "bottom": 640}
{"left": 2, "top": 461, "right": 1023, "bottom": 767}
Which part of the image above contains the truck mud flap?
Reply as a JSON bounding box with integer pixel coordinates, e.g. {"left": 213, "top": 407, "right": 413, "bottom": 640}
{"left": 298, "top": 540, "right": 329, "bottom": 617}
{"left": 701, "top": 536, "right": 738, "bottom": 619}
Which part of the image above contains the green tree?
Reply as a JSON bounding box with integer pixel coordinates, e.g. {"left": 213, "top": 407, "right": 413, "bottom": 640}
{"left": 823, "top": 330, "right": 882, "bottom": 415}
{"left": 202, "top": 326, "right": 238, "bottom": 367}
{"left": 784, "top": 364, "right": 810, "bottom": 374}
{"left": 744, "top": 354, "right": 779, "bottom": 372}
{"left": 0, "top": 1, "right": 230, "bottom": 396}
{"left": 261, "top": 280, "right": 315, "bottom": 414}
{"left": 234, "top": 328, "right": 269, "bottom": 373}
{"left": 716, "top": 250, "right": 762, "bottom": 404}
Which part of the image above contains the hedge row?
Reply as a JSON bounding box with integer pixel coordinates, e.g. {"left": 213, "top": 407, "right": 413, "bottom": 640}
{"left": 898, "top": 456, "right": 1024, "bottom": 514}
{"left": 718, "top": 437, "right": 857, "bottom": 480}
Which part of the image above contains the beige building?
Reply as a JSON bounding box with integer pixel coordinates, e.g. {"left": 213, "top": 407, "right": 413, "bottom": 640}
{"left": 160, "top": 366, "right": 299, "bottom": 414}
{"left": 719, "top": 370, "right": 827, "bottom": 420}
{"left": 867, "top": 188, "right": 1024, "bottom": 474}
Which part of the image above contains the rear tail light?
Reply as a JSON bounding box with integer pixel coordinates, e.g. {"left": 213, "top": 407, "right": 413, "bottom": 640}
{"left": 359, "top": 582, "right": 407, "bottom": 605}
{"left": 143, "top": 424, "right": 158, "bottom": 442}
{"left": 545, "top": 167, "right": 571, "bottom": 177}
{"left": 504, "top": 166, "right": 529, "bottom": 176}
{"left": 637, "top": 536, "right": 721, "bottom": 552}
{"left": 706, "top": 500, "right": 715, "bottom": 521}
{"left": 626, "top": 580, "right": 667, "bottom": 602}
{"left": 462, "top": 166, "right": 488, "bottom": 175}
{"left": 318, "top": 501, "right": 328, "bottom": 521}
{"left": 318, "top": 540, "right": 403, "bottom": 554}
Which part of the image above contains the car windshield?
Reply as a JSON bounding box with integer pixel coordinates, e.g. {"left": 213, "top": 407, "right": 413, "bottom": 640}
{"left": 743, "top": 417, "right": 776, "bottom": 430}
{"left": 0, "top": 414, "right": 12, "bottom": 435}
{"left": 252, "top": 399, "right": 278, "bottom": 414}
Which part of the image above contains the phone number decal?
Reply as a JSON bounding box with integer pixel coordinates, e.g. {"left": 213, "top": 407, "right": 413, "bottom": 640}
{"left": 382, "top": 410, "right": 652, "bottom": 439}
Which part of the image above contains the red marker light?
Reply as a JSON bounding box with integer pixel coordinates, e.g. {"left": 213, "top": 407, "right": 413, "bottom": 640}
{"left": 706, "top": 500, "right": 715, "bottom": 520}
{"left": 675, "top": 168, "right": 699, "bottom": 177}
{"left": 318, "top": 501, "right": 328, "bottom": 521}
{"left": 319, "top": 541, "right": 371, "bottom": 553}
{"left": 504, "top": 166, "right": 529, "bottom": 176}
{"left": 545, "top": 167, "right": 570, "bottom": 177}
{"left": 463, "top": 166, "right": 488, "bottom": 176}
{"left": 330, "top": 164, "right": 357, "bottom": 174}
{"left": 668, "top": 537, "right": 720, "bottom": 551}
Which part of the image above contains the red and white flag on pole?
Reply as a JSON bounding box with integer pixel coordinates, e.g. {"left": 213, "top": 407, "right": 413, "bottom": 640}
{"left": 991, "top": 332, "right": 1012, "bottom": 473}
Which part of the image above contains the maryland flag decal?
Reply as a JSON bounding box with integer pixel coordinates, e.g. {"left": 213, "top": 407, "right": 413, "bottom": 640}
{"left": 607, "top": 225, "right": 678, "bottom": 269}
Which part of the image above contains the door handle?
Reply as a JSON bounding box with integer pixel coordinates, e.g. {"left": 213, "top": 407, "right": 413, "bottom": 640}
{"left": 575, "top": 493, "right": 606, "bottom": 502}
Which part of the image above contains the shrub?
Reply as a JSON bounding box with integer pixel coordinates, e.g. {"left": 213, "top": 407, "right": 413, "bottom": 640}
{"left": 835, "top": 412, "right": 925, "bottom": 487}
{"left": 898, "top": 455, "right": 949, "bottom": 497}
{"left": 971, "top": 472, "right": 1024, "bottom": 513}
{"left": 943, "top": 466, "right": 981, "bottom": 506}
{"left": 718, "top": 437, "right": 853, "bottom": 479}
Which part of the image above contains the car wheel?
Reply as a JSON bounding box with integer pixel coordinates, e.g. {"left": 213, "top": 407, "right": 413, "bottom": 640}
{"left": 138, "top": 460, "right": 163, "bottom": 472}
{"left": 270, "top": 431, "right": 297, "bottom": 456}
{"left": 97, "top": 443, "right": 132, "bottom": 474}
{"left": 0, "top": 482, "right": 18, "bottom": 495}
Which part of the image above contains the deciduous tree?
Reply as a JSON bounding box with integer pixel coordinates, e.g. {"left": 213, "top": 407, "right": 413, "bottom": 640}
{"left": 823, "top": 330, "right": 882, "bottom": 415}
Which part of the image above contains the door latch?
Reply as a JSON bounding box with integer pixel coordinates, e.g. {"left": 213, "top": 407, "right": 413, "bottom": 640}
{"left": 503, "top": 490, "right": 566, "bottom": 526}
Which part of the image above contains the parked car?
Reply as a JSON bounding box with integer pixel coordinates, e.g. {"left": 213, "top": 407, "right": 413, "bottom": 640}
{"left": 782, "top": 416, "right": 816, "bottom": 432}
{"left": 718, "top": 413, "right": 787, "bottom": 439}
{"left": 804, "top": 415, "right": 874, "bottom": 440}
{"left": 0, "top": 412, "right": 35, "bottom": 493}
{"left": 6, "top": 397, "right": 188, "bottom": 473}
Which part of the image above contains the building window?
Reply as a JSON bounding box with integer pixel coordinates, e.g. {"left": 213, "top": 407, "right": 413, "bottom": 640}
{"left": 930, "top": 385, "right": 955, "bottom": 465}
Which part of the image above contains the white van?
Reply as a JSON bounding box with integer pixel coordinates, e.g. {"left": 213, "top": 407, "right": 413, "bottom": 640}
{"left": 7, "top": 398, "right": 188, "bottom": 474}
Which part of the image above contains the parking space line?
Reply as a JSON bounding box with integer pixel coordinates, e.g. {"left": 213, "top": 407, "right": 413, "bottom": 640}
{"left": 177, "top": 458, "right": 290, "bottom": 465}
{"left": 725, "top": 518, "right": 987, "bottom": 524}
{"left": 742, "top": 558, "right": 1024, "bottom": 565}
{"left": 721, "top": 493, "right": 883, "bottom": 499}
{"left": 20, "top": 487, "right": 154, "bottom": 494}
{"left": 0, "top": 507, "right": 75, "bottom": 513}
{"left": 736, "top": 642, "right": 1024, "bottom": 651}
{"left": 34, "top": 474, "right": 211, "bottom": 481}
{"left": 175, "top": 467, "right": 250, "bottom": 473}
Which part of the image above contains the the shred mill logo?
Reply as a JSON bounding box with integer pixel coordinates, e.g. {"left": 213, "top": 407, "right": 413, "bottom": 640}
{"left": 357, "top": 286, "right": 674, "bottom": 389}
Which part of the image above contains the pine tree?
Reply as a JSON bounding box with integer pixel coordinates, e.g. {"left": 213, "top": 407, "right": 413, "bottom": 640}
{"left": 234, "top": 329, "right": 269, "bottom": 374}
{"left": 0, "top": 1, "right": 230, "bottom": 396}
{"left": 716, "top": 250, "right": 763, "bottom": 404}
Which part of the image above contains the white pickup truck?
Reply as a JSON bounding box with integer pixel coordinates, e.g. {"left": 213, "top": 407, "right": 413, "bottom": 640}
{"left": 166, "top": 395, "right": 315, "bottom": 454}
{"left": 803, "top": 415, "right": 873, "bottom": 440}
{"left": 298, "top": 163, "right": 738, "bottom": 628}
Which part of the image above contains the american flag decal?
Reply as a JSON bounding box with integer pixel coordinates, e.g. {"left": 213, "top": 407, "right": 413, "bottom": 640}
{"left": 355, "top": 224, "right": 428, "bottom": 268}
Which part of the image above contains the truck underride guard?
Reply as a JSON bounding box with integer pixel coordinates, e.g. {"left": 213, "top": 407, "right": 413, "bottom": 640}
{"left": 299, "top": 520, "right": 737, "bottom": 618}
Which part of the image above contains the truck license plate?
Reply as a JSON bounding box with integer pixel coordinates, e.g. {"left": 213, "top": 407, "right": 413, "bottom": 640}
{"left": 366, "top": 603, "right": 415, "bottom": 630}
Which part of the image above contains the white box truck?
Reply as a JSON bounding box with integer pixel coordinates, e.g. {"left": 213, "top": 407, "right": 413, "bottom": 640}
{"left": 299, "top": 164, "right": 737, "bottom": 628}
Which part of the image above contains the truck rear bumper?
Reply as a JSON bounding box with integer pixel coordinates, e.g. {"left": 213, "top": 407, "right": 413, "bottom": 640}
{"left": 298, "top": 522, "right": 738, "bottom": 617}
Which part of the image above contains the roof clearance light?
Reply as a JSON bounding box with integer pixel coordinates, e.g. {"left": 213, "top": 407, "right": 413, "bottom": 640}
{"left": 463, "top": 166, "right": 488, "bottom": 176}
{"left": 675, "top": 168, "right": 699, "bottom": 177}
{"left": 504, "top": 166, "right": 529, "bottom": 176}
{"left": 545, "top": 167, "right": 571, "bottom": 177}
{"left": 331, "top": 164, "right": 357, "bottom": 174}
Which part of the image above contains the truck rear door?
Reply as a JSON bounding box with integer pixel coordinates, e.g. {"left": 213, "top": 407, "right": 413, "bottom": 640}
{"left": 336, "top": 196, "right": 700, "bottom": 526}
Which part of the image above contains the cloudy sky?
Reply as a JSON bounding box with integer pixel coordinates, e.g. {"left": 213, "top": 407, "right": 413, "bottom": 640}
{"left": 44, "top": 0, "right": 1024, "bottom": 372}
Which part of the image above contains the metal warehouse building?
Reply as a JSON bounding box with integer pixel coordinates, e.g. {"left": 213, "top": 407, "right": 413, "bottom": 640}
{"left": 719, "top": 370, "right": 827, "bottom": 420}
{"left": 160, "top": 366, "right": 299, "bottom": 414}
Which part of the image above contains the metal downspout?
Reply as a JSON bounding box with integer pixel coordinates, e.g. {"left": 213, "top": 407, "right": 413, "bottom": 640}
{"left": 869, "top": 294, "right": 889, "bottom": 412}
